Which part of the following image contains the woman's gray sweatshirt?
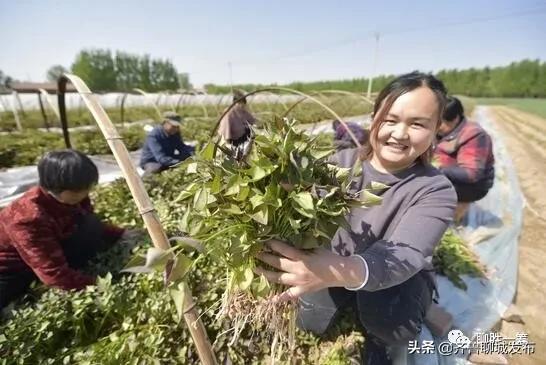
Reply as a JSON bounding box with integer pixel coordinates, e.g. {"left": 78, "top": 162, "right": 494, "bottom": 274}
{"left": 331, "top": 148, "right": 457, "bottom": 291}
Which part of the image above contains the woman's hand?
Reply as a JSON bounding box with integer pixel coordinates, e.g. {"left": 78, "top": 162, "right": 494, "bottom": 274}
{"left": 255, "top": 239, "right": 366, "bottom": 302}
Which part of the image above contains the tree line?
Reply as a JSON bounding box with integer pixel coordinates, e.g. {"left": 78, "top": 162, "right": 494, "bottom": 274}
{"left": 3, "top": 58, "right": 544, "bottom": 96}
{"left": 45, "top": 49, "right": 189, "bottom": 92}
{"left": 205, "top": 59, "right": 546, "bottom": 98}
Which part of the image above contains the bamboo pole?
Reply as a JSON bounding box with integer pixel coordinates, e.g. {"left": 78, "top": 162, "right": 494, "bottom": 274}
{"left": 58, "top": 74, "right": 218, "bottom": 365}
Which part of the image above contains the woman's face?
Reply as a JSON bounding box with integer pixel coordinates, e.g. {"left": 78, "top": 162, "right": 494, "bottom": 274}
{"left": 54, "top": 188, "right": 91, "bottom": 205}
{"left": 371, "top": 86, "right": 439, "bottom": 172}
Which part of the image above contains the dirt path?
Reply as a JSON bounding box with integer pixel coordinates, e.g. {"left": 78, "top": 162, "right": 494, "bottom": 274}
{"left": 488, "top": 106, "right": 546, "bottom": 365}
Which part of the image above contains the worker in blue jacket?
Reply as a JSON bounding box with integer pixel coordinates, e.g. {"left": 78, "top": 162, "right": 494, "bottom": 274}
{"left": 139, "top": 112, "right": 194, "bottom": 175}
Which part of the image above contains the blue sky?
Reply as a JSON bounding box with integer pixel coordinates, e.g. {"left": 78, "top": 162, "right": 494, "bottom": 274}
{"left": 1, "top": 0, "right": 545, "bottom": 87}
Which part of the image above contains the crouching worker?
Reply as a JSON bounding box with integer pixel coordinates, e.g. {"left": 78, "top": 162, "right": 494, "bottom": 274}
{"left": 332, "top": 119, "right": 369, "bottom": 151}
{"left": 0, "top": 150, "right": 133, "bottom": 310}
{"left": 434, "top": 96, "right": 494, "bottom": 222}
{"left": 256, "top": 72, "right": 457, "bottom": 365}
{"left": 140, "top": 111, "right": 195, "bottom": 176}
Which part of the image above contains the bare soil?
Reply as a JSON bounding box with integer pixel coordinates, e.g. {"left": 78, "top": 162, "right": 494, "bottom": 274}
{"left": 488, "top": 106, "right": 546, "bottom": 365}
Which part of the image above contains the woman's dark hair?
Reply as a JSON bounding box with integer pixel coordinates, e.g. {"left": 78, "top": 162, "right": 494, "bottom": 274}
{"left": 360, "top": 71, "right": 448, "bottom": 164}
{"left": 443, "top": 96, "right": 464, "bottom": 122}
{"left": 38, "top": 149, "right": 99, "bottom": 194}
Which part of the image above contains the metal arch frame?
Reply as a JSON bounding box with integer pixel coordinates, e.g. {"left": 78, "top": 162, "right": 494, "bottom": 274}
{"left": 9, "top": 91, "right": 23, "bottom": 131}
{"left": 36, "top": 92, "right": 50, "bottom": 131}
{"left": 133, "top": 88, "right": 162, "bottom": 119}
{"left": 57, "top": 79, "right": 72, "bottom": 148}
{"left": 38, "top": 88, "right": 61, "bottom": 124}
{"left": 211, "top": 87, "right": 362, "bottom": 148}
{"left": 13, "top": 91, "right": 26, "bottom": 118}
{"left": 177, "top": 93, "right": 209, "bottom": 119}
{"left": 281, "top": 89, "right": 374, "bottom": 119}
{"left": 174, "top": 93, "right": 187, "bottom": 113}
{"left": 214, "top": 94, "right": 229, "bottom": 115}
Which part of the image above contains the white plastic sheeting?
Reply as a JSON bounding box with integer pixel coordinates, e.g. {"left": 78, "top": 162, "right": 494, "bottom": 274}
{"left": 0, "top": 93, "right": 302, "bottom": 112}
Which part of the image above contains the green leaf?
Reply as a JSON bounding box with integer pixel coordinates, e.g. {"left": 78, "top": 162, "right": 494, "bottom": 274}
{"left": 189, "top": 221, "right": 204, "bottom": 237}
{"left": 238, "top": 267, "right": 254, "bottom": 291}
{"left": 292, "top": 192, "right": 314, "bottom": 211}
{"left": 201, "top": 142, "right": 216, "bottom": 161}
{"left": 186, "top": 162, "right": 198, "bottom": 174}
{"left": 335, "top": 167, "right": 351, "bottom": 180}
{"left": 145, "top": 247, "right": 171, "bottom": 270}
{"left": 361, "top": 190, "right": 383, "bottom": 205}
{"left": 247, "top": 165, "right": 267, "bottom": 181}
{"left": 367, "top": 181, "right": 390, "bottom": 192}
{"left": 167, "top": 253, "right": 193, "bottom": 282}
{"left": 193, "top": 187, "right": 208, "bottom": 211}
{"left": 292, "top": 205, "right": 314, "bottom": 218}
{"left": 223, "top": 204, "right": 243, "bottom": 215}
{"left": 289, "top": 218, "right": 301, "bottom": 229}
{"left": 193, "top": 187, "right": 216, "bottom": 210}
{"left": 179, "top": 208, "right": 190, "bottom": 232}
{"left": 225, "top": 175, "right": 242, "bottom": 196}
{"left": 122, "top": 253, "right": 146, "bottom": 270}
{"left": 249, "top": 194, "right": 265, "bottom": 209}
{"left": 169, "top": 236, "right": 204, "bottom": 252}
{"left": 246, "top": 159, "right": 277, "bottom": 181}
{"left": 210, "top": 174, "right": 222, "bottom": 194}
{"left": 324, "top": 186, "right": 340, "bottom": 199}
{"left": 250, "top": 206, "right": 269, "bottom": 225}
{"left": 309, "top": 148, "right": 334, "bottom": 160}
{"left": 351, "top": 159, "right": 363, "bottom": 177}
{"left": 122, "top": 246, "right": 172, "bottom": 273}
{"left": 235, "top": 185, "right": 250, "bottom": 201}
{"left": 174, "top": 183, "right": 197, "bottom": 202}
{"left": 169, "top": 282, "right": 187, "bottom": 321}
{"left": 96, "top": 273, "right": 112, "bottom": 292}
{"left": 252, "top": 274, "right": 271, "bottom": 297}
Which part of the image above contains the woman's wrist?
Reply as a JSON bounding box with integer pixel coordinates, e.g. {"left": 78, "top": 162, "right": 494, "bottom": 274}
{"left": 340, "top": 255, "right": 367, "bottom": 289}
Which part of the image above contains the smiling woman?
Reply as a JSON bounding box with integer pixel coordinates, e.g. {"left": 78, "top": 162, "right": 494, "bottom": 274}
{"left": 256, "top": 72, "right": 457, "bottom": 365}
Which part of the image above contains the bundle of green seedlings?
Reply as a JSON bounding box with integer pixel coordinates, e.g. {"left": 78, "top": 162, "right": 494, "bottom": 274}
{"left": 433, "top": 229, "right": 487, "bottom": 290}
{"left": 124, "top": 117, "right": 386, "bottom": 355}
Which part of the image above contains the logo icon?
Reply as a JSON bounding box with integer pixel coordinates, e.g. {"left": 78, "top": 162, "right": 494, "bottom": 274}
{"left": 448, "top": 329, "right": 471, "bottom": 348}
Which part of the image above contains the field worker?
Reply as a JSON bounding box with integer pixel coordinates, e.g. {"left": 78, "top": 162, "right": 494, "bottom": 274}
{"left": 0, "top": 150, "right": 138, "bottom": 309}
{"left": 332, "top": 119, "right": 369, "bottom": 151}
{"left": 256, "top": 72, "right": 457, "bottom": 365}
{"left": 434, "top": 96, "right": 494, "bottom": 222}
{"left": 139, "top": 111, "right": 195, "bottom": 175}
{"left": 218, "top": 90, "right": 257, "bottom": 158}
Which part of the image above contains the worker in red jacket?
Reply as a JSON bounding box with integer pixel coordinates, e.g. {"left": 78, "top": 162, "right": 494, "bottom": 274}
{"left": 434, "top": 96, "right": 495, "bottom": 222}
{"left": 0, "top": 150, "right": 134, "bottom": 309}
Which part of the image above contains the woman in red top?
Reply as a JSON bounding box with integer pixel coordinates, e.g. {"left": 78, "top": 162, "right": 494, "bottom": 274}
{"left": 0, "top": 150, "right": 129, "bottom": 309}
